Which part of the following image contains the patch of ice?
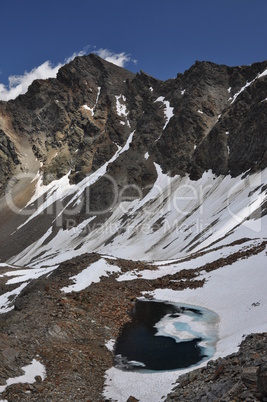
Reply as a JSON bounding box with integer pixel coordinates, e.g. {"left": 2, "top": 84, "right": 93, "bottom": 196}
{"left": 144, "top": 152, "right": 149, "bottom": 160}
{"left": 154, "top": 303, "right": 218, "bottom": 356}
{"left": 128, "top": 360, "right": 146, "bottom": 367}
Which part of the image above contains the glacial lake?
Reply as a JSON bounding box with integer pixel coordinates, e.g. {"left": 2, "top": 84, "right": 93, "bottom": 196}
{"left": 114, "top": 300, "right": 219, "bottom": 371}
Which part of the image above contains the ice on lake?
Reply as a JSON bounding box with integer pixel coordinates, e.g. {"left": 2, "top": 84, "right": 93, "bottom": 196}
{"left": 114, "top": 300, "right": 219, "bottom": 371}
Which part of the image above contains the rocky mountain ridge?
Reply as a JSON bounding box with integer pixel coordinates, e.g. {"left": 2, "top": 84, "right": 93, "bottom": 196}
{"left": 1, "top": 55, "right": 267, "bottom": 189}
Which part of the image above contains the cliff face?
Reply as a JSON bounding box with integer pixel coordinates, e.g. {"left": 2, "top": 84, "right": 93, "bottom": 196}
{"left": 0, "top": 55, "right": 135, "bottom": 186}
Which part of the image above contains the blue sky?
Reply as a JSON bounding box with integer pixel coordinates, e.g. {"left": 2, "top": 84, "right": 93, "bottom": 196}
{"left": 0, "top": 0, "right": 266, "bottom": 99}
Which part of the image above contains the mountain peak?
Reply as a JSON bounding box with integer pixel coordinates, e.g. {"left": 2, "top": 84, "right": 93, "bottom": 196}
{"left": 57, "top": 52, "right": 135, "bottom": 88}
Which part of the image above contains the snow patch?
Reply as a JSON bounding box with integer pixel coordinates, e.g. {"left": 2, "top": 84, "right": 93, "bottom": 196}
{"left": 154, "top": 96, "right": 174, "bottom": 130}
{"left": 0, "top": 265, "right": 58, "bottom": 312}
{"left": 61, "top": 258, "right": 121, "bottom": 293}
{"left": 105, "top": 339, "right": 115, "bottom": 352}
{"left": 258, "top": 68, "right": 267, "bottom": 78}
{"left": 83, "top": 104, "right": 94, "bottom": 114}
{"left": 115, "top": 95, "right": 128, "bottom": 117}
{"left": 12, "top": 166, "right": 267, "bottom": 268}
{"left": 231, "top": 67, "right": 267, "bottom": 104}
{"left": 83, "top": 86, "right": 101, "bottom": 116}
{"left": 0, "top": 282, "right": 28, "bottom": 313}
{"left": 0, "top": 359, "right": 46, "bottom": 394}
{"left": 120, "top": 131, "right": 135, "bottom": 153}
{"left": 115, "top": 94, "right": 131, "bottom": 126}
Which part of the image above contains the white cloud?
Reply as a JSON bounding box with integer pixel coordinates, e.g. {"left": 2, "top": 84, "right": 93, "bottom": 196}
{"left": 94, "top": 48, "right": 137, "bottom": 68}
{"left": 0, "top": 49, "right": 89, "bottom": 102}
{"left": 0, "top": 61, "right": 62, "bottom": 102}
{"left": 64, "top": 48, "right": 88, "bottom": 64}
{"left": 0, "top": 47, "right": 136, "bottom": 102}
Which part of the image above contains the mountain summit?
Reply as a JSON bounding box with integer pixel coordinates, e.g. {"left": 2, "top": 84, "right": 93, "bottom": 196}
{"left": 0, "top": 55, "right": 267, "bottom": 401}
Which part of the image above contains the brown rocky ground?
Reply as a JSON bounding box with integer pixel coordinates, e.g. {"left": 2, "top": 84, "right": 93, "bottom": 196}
{"left": 0, "top": 240, "right": 266, "bottom": 401}
{"left": 0, "top": 253, "right": 205, "bottom": 401}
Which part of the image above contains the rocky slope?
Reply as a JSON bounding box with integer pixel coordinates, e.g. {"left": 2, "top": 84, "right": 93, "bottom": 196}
{"left": 0, "top": 54, "right": 267, "bottom": 401}
{"left": 0, "top": 246, "right": 267, "bottom": 401}
{"left": 0, "top": 248, "right": 267, "bottom": 402}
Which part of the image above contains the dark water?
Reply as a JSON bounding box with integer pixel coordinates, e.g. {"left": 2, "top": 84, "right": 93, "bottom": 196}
{"left": 114, "top": 300, "right": 206, "bottom": 371}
